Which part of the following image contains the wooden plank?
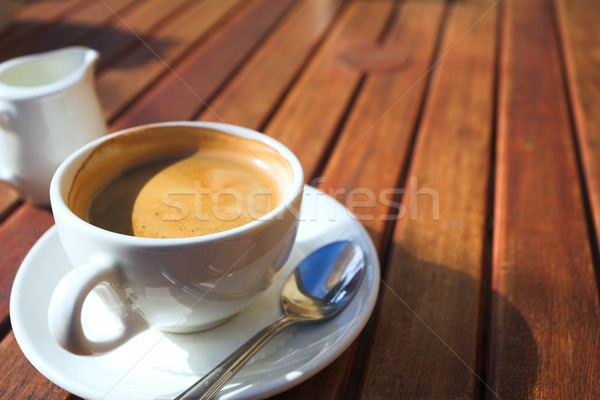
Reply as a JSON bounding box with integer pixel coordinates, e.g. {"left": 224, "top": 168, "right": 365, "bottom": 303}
{"left": 197, "top": 0, "right": 345, "bottom": 130}
{"left": 270, "top": 0, "right": 449, "bottom": 398}
{"left": 109, "top": 0, "right": 294, "bottom": 130}
{"left": 0, "top": 334, "right": 70, "bottom": 400}
{"left": 0, "top": 0, "right": 137, "bottom": 60}
{"left": 555, "top": 0, "right": 600, "bottom": 249}
{"left": 490, "top": 0, "right": 600, "bottom": 397}
{"left": 264, "top": 0, "right": 394, "bottom": 180}
{"left": 338, "top": 0, "right": 497, "bottom": 398}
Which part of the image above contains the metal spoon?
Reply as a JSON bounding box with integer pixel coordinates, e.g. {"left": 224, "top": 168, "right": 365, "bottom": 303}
{"left": 175, "top": 240, "right": 366, "bottom": 400}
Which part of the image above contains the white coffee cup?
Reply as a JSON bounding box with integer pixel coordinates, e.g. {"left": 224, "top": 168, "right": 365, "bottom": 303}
{"left": 48, "top": 122, "right": 304, "bottom": 355}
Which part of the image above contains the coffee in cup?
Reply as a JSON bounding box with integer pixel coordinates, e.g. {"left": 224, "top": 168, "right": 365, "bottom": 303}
{"left": 48, "top": 122, "right": 304, "bottom": 355}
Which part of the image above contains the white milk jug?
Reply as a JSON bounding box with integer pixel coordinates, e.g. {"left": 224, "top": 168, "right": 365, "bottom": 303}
{"left": 0, "top": 46, "right": 106, "bottom": 205}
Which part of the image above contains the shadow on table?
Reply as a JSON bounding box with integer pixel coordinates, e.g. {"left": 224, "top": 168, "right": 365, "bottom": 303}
{"left": 356, "top": 238, "right": 539, "bottom": 400}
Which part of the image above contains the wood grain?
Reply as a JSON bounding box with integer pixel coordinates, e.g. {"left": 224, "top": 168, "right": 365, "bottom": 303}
{"left": 109, "top": 0, "right": 293, "bottom": 130}
{"left": 491, "top": 0, "right": 600, "bottom": 398}
{"left": 555, "top": 0, "right": 600, "bottom": 250}
{"left": 350, "top": 0, "right": 497, "bottom": 398}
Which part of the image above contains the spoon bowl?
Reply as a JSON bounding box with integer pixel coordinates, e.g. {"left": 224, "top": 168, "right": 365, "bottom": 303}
{"left": 282, "top": 241, "right": 365, "bottom": 321}
{"left": 176, "top": 240, "right": 366, "bottom": 400}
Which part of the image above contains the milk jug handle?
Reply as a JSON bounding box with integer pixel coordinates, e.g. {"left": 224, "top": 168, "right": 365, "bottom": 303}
{"left": 0, "top": 99, "right": 18, "bottom": 187}
{"left": 0, "top": 99, "right": 13, "bottom": 129}
{"left": 48, "top": 256, "right": 148, "bottom": 355}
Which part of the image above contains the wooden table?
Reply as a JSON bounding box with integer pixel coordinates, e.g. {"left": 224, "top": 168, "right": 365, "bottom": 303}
{"left": 1, "top": 0, "right": 599, "bottom": 398}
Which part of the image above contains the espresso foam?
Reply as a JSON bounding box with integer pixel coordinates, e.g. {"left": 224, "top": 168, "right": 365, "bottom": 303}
{"left": 68, "top": 126, "right": 293, "bottom": 238}
{"left": 88, "top": 151, "right": 280, "bottom": 238}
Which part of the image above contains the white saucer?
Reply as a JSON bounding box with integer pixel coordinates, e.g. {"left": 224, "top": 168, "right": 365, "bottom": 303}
{"left": 10, "top": 186, "right": 380, "bottom": 400}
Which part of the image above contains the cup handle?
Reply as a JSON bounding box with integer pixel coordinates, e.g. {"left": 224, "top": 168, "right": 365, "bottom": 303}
{"left": 48, "top": 256, "right": 148, "bottom": 355}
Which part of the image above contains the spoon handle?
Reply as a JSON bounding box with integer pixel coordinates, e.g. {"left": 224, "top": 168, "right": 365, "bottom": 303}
{"left": 175, "top": 316, "right": 296, "bottom": 400}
